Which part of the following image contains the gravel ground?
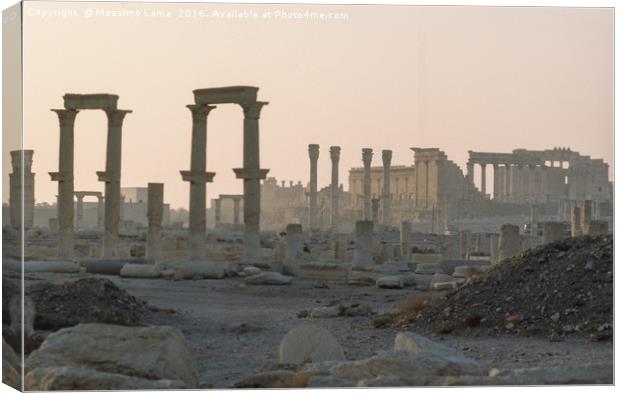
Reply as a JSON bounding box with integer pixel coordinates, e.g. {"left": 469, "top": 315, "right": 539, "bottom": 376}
{"left": 99, "top": 274, "right": 613, "bottom": 388}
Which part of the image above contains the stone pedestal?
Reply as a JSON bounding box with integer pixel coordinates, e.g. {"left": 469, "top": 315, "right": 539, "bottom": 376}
{"left": 362, "top": 148, "right": 373, "bottom": 220}
{"left": 498, "top": 224, "right": 521, "bottom": 262}
{"left": 97, "top": 109, "right": 132, "bottom": 258}
{"left": 571, "top": 206, "right": 581, "bottom": 237}
{"left": 146, "top": 183, "right": 164, "bottom": 261}
{"left": 75, "top": 194, "right": 85, "bottom": 228}
{"left": 214, "top": 198, "right": 222, "bottom": 228}
{"left": 181, "top": 104, "right": 216, "bottom": 261}
{"left": 543, "top": 222, "right": 565, "bottom": 244}
{"left": 284, "top": 224, "right": 303, "bottom": 272}
{"left": 381, "top": 150, "right": 392, "bottom": 225}
{"left": 9, "top": 150, "right": 35, "bottom": 229}
{"left": 329, "top": 146, "right": 341, "bottom": 231}
{"left": 399, "top": 221, "right": 412, "bottom": 260}
{"left": 353, "top": 220, "right": 374, "bottom": 268}
{"left": 234, "top": 101, "right": 269, "bottom": 263}
{"left": 308, "top": 144, "right": 320, "bottom": 230}
{"left": 233, "top": 196, "right": 242, "bottom": 225}
{"left": 49, "top": 109, "right": 79, "bottom": 259}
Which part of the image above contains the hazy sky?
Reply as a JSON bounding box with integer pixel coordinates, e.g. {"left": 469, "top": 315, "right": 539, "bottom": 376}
{"left": 6, "top": 2, "right": 614, "bottom": 208}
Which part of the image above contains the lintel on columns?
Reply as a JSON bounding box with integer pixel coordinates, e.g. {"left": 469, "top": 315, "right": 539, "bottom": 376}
{"left": 193, "top": 86, "right": 259, "bottom": 105}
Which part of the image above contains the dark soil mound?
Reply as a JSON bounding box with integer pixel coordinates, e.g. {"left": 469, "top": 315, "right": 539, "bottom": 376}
{"left": 392, "top": 235, "right": 613, "bottom": 340}
{"left": 27, "top": 277, "right": 148, "bottom": 331}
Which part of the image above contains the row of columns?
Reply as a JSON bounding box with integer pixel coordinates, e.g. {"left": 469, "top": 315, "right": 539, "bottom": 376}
{"left": 467, "top": 161, "right": 551, "bottom": 202}
{"left": 74, "top": 191, "right": 104, "bottom": 228}
{"left": 307, "top": 144, "right": 342, "bottom": 231}
{"left": 50, "top": 107, "right": 131, "bottom": 259}
{"left": 213, "top": 195, "right": 243, "bottom": 227}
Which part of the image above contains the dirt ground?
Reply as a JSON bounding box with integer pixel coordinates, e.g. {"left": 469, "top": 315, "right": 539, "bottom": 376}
{"left": 92, "top": 274, "right": 614, "bottom": 388}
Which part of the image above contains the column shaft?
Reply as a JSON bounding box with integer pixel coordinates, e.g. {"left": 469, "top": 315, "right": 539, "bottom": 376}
{"left": 480, "top": 164, "right": 487, "bottom": 196}
{"left": 146, "top": 183, "right": 164, "bottom": 261}
{"left": 362, "top": 148, "right": 373, "bottom": 220}
{"left": 329, "top": 146, "right": 341, "bottom": 231}
{"left": 308, "top": 144, "right": 319, "bottom": 230}
{"left": 233, "top": 197, "right": 241, "bottom": 224}
{"left": 382, "top": 150, "right": 392, "bottom": 225}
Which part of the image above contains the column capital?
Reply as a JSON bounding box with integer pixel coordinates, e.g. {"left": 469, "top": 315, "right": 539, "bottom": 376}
{"left": 241, "top": 101, "right": 268, "bottom": 119}
{"left": 48, "top": 171, "right": 73, "bottom": 182}
{"left": 362, "top": 148, "right": 373, "bottom": 164}
{"left": 96, "top": 170, "right": 120, "bottom": 183}
{"left": 187, "top": 104, "right": 217, "bottom": 119}
{"left": 105, "top": 109, "right": 132, "bottom": 127}
{"left": 233, "top": 168, "right": 269, "bottom": 180}
{"left": 180, "top": 170, "right": 215, "bottom": 183}
{"left": 329, "top": 146, "right": 341, "bottom": 160}
{"left": 51, "top": 108, "right": 79, "bottom": 127}
{"left": 382, "top": 149, "right": 392, "bottom": 165}
{"left": 308, "top": 144, "right": 320, "bottom": 161}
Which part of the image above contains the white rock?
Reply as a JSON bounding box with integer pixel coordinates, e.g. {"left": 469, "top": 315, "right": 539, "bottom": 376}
{"left": 25, "top": 323, "right": 198, "bottom": 388}
{"left": 310, "top": 306, "right": 341, "bottom": 318}
{"left": 278, "top": 325, "right": 346, "bottom": 365}
{"left": 243, "top": 266, "right": 262, "bottom": 276}
{"left": 376, "top": 276, "right": 405, "bottom": 289}
{"left": 25, "top": 367, "right": 187, "bottom": 390}
{"left": 119, "top": 264, "right": 161, "bottom": 279}
{"left": 246, "top": 272, "right": 292, "bottom": 285}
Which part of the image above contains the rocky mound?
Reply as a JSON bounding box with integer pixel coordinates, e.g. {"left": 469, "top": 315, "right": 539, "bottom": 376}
{"left": 26, "top": 277, "right": 148, "bottom": 331}
{"left": 392, "top": 235, "right": 613, "bottom": 340}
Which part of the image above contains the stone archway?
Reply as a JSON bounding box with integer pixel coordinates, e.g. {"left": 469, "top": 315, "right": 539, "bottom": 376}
{"left": 49, "top": 94, "right": 131, "bottom": 259}
{"left": 181, "top": 86, "right": 269, "bottom": 263}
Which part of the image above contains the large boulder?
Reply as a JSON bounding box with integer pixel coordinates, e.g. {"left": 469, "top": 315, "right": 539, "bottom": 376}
{"left": 25, "top": 367, "right": 187, "bottom": 390}
{"left": 25, "top": 323, "right": 198, "bottom": 388}
{"left": 278, "top": 325, "right": 346, "bottom": 365}
{"left": 171, "top": 261, "right": 227, "bottom": 279}
{"left": 26, "top": 277, "right": 147, "bottom": 330}
{"left": 376, "top": 276, "right": 405, "bottom": 289}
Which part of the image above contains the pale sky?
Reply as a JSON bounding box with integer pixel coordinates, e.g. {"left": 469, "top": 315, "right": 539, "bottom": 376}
{"left": 5, "top": 2, "right": 614, "bottom": 208}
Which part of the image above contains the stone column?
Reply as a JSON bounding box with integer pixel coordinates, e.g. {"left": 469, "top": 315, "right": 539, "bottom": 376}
{"left": 233, "top": 196, "right": 242, "bottom": 225}
{"left": 10, "top": 150, "right": 35, "bottom": 229}
{"left": 480, "top": 164, "right": 487, "bottom": 196}
{"left": 96, "top": 109, "right": 131, "bottom": 258}
{"left": 382, "top": 149, "right": 392, "bottom": 225}
{"left": 571, "top": 206, "right": 581, "bottom": 237}
{"left": 214, "top": 198, "right": 222, "bottom": 228}
{"left": 362, "top": 148, "right": 373, "bottom": 220}
{"left": 353, "top": 220, "right": 374, "bottom": 269}
{"left": 49, "top": 109, "right": 79, "bottom": 259}
{"left": 96, "top": 195, "right": 104, "bottom": 228}
{"left": 399, "top": 221, "right": 412, "bottom": 260}
{"left": 459, "top": 230, "right": 471, "bottom": 259}
{"left": 75, "top": 194, "right": 85, "bottom": 228}
{"left": 493, "top": 164, "right": 500, "bottom": 200}
{"left": 329, "top": 146, "right": 341, "bottom": 231}
{"left": 543, "top": 222, "right": 565, "bottom": 244}
{"left": 511, "top": 165, "right": 521, "bottom": 203}
{"left": 180, "top": 104, "right": 216, "bottom": 261}
{"left": 504, "top": 164, "right": 512, "bottom": 202}
{"left": 498, "top": 224, "right": 521, "bottom": 261}
{"left": 234, "top": 101, "right": 270, "bottom": 263}
{"left": 284, "top": 223, "right": 303, "bottom": 273}
{"left": 580, "top": 200, "right": 592, "bottom": 235}
{"left": 308, "top": 144, "right": 320, "bottom": 230}
{"left": 371, "top": 198, "right": 379, "bottom": 224}
{"left": 146, "top": 183, "right": 164, "bottom": 261}
{"left": 489, "top": 234, "right": 499, "bottom": 264}
{"left": 466, "top": 162, "right": 474, "bottom": 184}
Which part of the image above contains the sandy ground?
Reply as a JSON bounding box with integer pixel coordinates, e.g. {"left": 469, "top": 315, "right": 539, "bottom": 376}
{"left": 94, "top": 274, "right": 614, "bottom": 388}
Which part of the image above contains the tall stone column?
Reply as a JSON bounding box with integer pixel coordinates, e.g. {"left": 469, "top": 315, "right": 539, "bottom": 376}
{"left": 480, "top": 164, "right": 487, "bottom": 196}
{"left": 97, "top": 109, "right": 131, "bottom": 258}
{"left": 362, "top": 148, "right": 373, "bottom": 220}
{"left": 181, "top": 104, "right": 216, "bottom": 261}
{"left": 466, "top": 161, "right": 474, "bottom": 185}
{"left": 504, "top": 164, "right": 512, "bottom": 202}
{"left": 10, "top": 150, "right": 35, "bottom": 229}
{"left": 234, "top": 101, "right": 270, "bottom": 263}
{"left": 49, "top": 109, "right": 79, "bottom": 259}
{"left": 492, "top": 164, "right": 500, "bottom": 200}
{"left": 353, "top": 220, "right": 374, "bottom": 268}
{"left": 146, "top": 183, "right": 164, "bottom": 261}
{"left": 580, "top": 200, "right": 592, "bottom": 235}
{"left": 96, "top": 195, "right": 104, "bottom": 229}
{"left": 382, "top": 149, "right": 392, "bottom": 225}
{"left": 371, "top": 198, "right": 379, "bottom": 224}
{"left": 399, "top": 221, "right": 412, "bottom": 260}
{"left": 329, "top": 146, "right": 341, "bottom": 231}
{"left": 571, "top": 206, "right": 581, "bottom": 237}
{"left": 308, "top": 144, "right": 320, "bottom": 230}
{"left": 233, "top": 196, "right": 242, "bottom": 225}
{"left": 75, "top": 194, "right": 85, "bottom": 228}
{"left": 214, "top": 198, "right": 222, "bottom": 228}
